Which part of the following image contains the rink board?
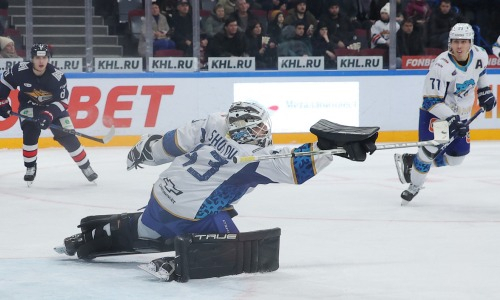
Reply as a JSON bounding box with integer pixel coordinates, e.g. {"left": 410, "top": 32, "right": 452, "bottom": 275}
{"left": 1, "top": 70, "right": 499, "bottom": 148}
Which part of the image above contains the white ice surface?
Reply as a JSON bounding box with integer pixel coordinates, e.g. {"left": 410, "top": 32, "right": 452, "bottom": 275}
{"left": 1, "top": 143, "right": 500, "bottom": 300}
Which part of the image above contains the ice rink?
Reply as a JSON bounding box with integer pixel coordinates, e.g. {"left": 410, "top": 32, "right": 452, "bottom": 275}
{"left": 1, "top": 142, "right": 499, "bottom": 300}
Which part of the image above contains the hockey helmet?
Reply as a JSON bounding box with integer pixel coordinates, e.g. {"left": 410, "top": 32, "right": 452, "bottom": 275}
{"left": 31, "top": 44, "right": 50, "bottom": 58}
{"left": 448, "top": 23, "right": 474, "bottom": 52}
{"left": 226, "top": 101, "right": 272, "bottom": 147}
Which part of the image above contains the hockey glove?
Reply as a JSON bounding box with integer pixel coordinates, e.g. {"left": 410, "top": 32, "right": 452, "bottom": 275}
{"left": 317, "top": 134, "right": 377, "bottom": 162}
{"left": 0, "top": 99, "right": 12, "bottom": 118}
{"left": 35, "top": 111, "right": 54, "bottom": 130}
{"left": 127, "top": 134, "right": 163, "bottom": 170}
{"left": 477, "top": 86, "right": 497, "bottom": 112}
{"left": 339, "top": 135, "right": 378, "bottom": 162}
{"left": 446, "top": 115, "right": 469, "bottom": 138}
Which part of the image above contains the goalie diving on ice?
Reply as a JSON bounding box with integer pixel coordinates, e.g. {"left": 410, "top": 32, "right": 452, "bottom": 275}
{"left": 55, "top": 101, "right": 447, "bottom": 282}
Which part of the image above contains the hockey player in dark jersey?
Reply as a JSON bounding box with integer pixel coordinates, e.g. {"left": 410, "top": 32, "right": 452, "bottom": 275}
{"left": 0, "top": 44, "right": 98, "bottom": 185}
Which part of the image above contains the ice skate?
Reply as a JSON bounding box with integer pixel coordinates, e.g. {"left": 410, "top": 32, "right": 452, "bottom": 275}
{"left": 54, "top": 233, "right": 85, "bottom": 256}
{"left": 138, "top": 257, "right": 177, "bottom": 282}
{"left": 24, "top": 164, "right": 37, "bottom": 186}
{"left": 401, "top": 184, "right": 421, "bottom": 206}
{"left": 81, "top": 165, "right": 98, "bottom": 182}
{"left": 394, "top": 153, "right": 414, "bottom": 184}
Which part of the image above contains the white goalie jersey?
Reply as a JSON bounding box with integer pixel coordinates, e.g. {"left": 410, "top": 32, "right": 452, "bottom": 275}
{"left": 422, "top": 45, "right": 490, "bottom": 120}
{"left": 146, "top": 113, "right": 333, "bottom": 220}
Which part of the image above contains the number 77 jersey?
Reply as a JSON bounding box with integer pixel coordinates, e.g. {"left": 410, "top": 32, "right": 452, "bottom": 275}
{"left": 149, "top": 112, "right": 333, "bottom": 221}
{"left": 422, "top": 45, "right": 490, "bottom": 121}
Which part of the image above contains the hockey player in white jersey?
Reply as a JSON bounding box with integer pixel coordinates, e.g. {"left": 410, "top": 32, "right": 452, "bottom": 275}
{"left": 493, "top": 35, "right": 500, "bottom": 57}
{"left": 56, "top": 101, "right": 379, "bottom": 282}
{"left": 394, "top": 23, "right": 497, "bottom": 205}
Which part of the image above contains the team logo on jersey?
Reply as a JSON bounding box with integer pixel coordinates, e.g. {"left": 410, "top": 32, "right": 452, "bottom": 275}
{"left": 18, "top": 62, "right": 29, "bottom": 71}
{"left": 52, "top": 69, "right": 64, "bottom": 81}
{"left": 26, "top": 89, "right": 53, "bottom": 103}
{"left": 454, "top": 79, "right": 475, "bottom": 98}
{"left": 161, "top": 178, "right": 183, "bottom": 196}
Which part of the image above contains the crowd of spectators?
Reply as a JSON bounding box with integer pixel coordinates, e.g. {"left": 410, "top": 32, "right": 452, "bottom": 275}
{"left": 130, "top": 0, "right": 499, "bottom": 69}
{"left": 2, "top": 0, "right": 499, "bottom": 68}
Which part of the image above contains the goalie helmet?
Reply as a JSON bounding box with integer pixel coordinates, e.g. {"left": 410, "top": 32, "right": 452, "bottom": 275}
{"left": 448, "top": 23, "right": 474, "bottom": 53}
{"left": 226, "top": 101, "right": 272, "bottom": 147}
{"left": 31, "top": 44, "right": 50, "bottom": 58}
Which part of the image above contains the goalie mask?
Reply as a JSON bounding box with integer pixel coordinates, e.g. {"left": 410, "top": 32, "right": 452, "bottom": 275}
{"left": 227, "top": 102, "right": 272, "bottom": 147}
{"left": 448, "top": 23, "right": 474, "bottom": 53}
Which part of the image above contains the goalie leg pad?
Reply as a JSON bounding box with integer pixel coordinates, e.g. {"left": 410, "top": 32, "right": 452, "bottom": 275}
{"left": 172, "top": 228, "right": 281, "bottom": 282}
{"left": 74, "top": 213, "right": 142, "bottom": 259}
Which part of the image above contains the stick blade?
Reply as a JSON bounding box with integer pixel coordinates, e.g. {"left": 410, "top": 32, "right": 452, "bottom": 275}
{"left": 432, "top": 121, "right": 449, "bottom": 144}
{"left": 101, "top": 126, "right": 115, "bottom": 144}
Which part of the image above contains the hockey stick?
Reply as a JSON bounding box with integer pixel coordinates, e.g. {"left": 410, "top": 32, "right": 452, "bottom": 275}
{"left": 233, "top": 120, "right": 450, "bottom": 163}
{"left": 10, "top": 111, "right": 115, "bottom": 144}
{"left": 430, "top": 107, "right": 485, "bottom": 159}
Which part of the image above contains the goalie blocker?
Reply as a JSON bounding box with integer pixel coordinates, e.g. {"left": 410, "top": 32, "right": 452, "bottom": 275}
{"left": 143, "top": 228, "right": 281, "bottom": 282}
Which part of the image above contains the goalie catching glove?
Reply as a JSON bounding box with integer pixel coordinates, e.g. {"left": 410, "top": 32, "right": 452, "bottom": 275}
{"left": 127, "top": 134, "right": 163, "bottom": 170}
{"left": 310, "top": 119, "right": 379, "bottom": 162}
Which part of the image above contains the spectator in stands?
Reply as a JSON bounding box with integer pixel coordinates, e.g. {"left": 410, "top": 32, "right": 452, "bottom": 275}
{"left": 427, "top": 0, "right": 466, "bottom": 49}
{"left": 284, "top": 0, "right": 317, "bottom": 38}
{"left": 404, "top": 0, "right": 431, "bottom": 44}
{"left": 0, "top": 37, "right": 20, "bottom": 58}
{"left": 267, "top": 11, "right": 285, "bottom": 43}
{"left": 306, "top": 0, "right": 330, "bottom": 19}
{"left": 199, "top": 34, "right": 209, "bottom": 69}
{"left": 171, "top": 0, "right": 194, "bottom": 56}
{"left": 311, "top": 21, "right": 336, "bottom": 69}
{"left": 244, "top": 20, "right": 278, "bottom": 69}
{"left": 396, "top": 17, "right": 425, "bottom": 67}
{"left": 339, "top": 0, "right": 371, "bottom": 26}
{"left": 267, "top": 0, "right": 287, "bottom": 11}
{"left": 138, "top": 2, "right": 176, "bottom": 57}
{"left": 151, "top": 0, "right": 177, "bottom": 20}
{"left": 404, "top": 0, "right": 431, "bottom": 23}
{"left": 203, "top": 4, "right": 227, "bottom": 37}
{"left": 207, "top": 17, "right": 247, "bottom": 57}
{"left": 230, "top": 0, "right": 258, "bottom": 32}
{"left": 369, "top": 0, "right": 403, "bottom": 23}
{"left": 319, "top": 0, "right": 356, "bottom": 50}
{"left": 278, "top": 20, "right": 312, "bottom": 56}
{"left": 370, "top": 3, "right": 400, "bottom": 49}
{"left": 218, "top": 0, "right": 238, "bottom": 17}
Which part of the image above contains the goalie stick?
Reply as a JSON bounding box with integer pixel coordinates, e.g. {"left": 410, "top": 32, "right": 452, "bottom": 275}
{"left": 10, "top": 111, "right": 116, "bottom": 144}
{"left": 233, "top": 120, "right": 450, "bottom": 163}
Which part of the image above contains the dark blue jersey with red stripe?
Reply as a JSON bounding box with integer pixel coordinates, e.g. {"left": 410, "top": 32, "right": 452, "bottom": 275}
{"left": 0, "top": 62, "right": 69, "bottom": 116}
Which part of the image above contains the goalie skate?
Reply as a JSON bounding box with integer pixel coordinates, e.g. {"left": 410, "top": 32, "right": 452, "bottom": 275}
{"left": 394, "top": 153, "right": 414, "bottom": 184}
{"left": 54, "top": 233, "right": 85, "bottom": 256}
{"left": 138, "top": 257, "right": 177, "bottom": 282}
